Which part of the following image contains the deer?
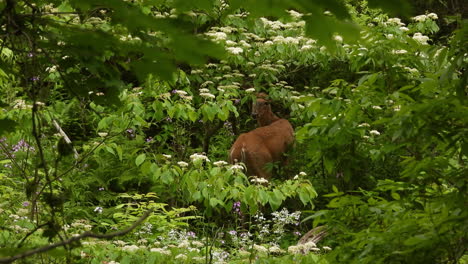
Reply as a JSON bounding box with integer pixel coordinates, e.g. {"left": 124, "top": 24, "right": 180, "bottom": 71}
{"left": 228, "top": 94, "right": 294, "bottom": 179}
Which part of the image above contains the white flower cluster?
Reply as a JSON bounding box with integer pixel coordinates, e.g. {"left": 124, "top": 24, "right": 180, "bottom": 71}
{"left": 288, "top": 241, "right": 320, "bottom": 254}
{"left": 226, "top": 47, "right": 243, "bottom": 55}
{"left": 413, "top": 13, "right": 438, "bottom": 22}
{"left": 177, "top": 161, "right": 189, "bottom": 167}
{"left": 213, "top": 160, "right": 228, "bottom": 167}
{"left": 250, "top": 176, "right": 268, "bottom": 184}
{"left": 387, "top": 17, "right": 405, "bottom": 26}
{"left": 190, "top": 153, "right": 210, "bottom": 162}
{"left": 413, "top": 32, "right": 430, "bottom": 45}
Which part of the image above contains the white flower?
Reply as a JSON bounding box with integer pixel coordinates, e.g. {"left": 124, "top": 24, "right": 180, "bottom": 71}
{"left": 322, "top": 246, "right": 332, "bottom": 250}
{"left": 399, "top": 26, "right": 409, "bottom": 31}
{"left": 393, "top": 105, "right": 401, "bottom": 112}
{"left": 300, "top": 45, "right": 312, "bottom": 51}
{"left": 387, "top": 17, "right": 405, "bottom": 26}
{"left": 121, "top": 245, "right": 139, "bottom": 252}
{"left": 175, "top": 254, "right": 187, "bottom": 260}
{"left": 245, "top": 88, "right": 256, "bottom": 93}
{"left": 372, "top": 105, "right": 382, "bottom": 110}
{"left": 178, "top": 240, "right": 190, "bottom": 248}
{"left": 150, "top": 248, "right": 171, "bottom": 255}
{"left": 213, "top": 160, "right": 228, "bottom": 167}
{"left": 200, "top": 92, "right": 216, "bottom": 99}
{"left": 206, "top": 32, "right": 227, "bottom": 41}
{"left": 299, "top": 171, "right": 307, "bottom": 176}
{"left": 226, "top": 47, "right": 243, "bottom": 55}
{"left": 288, "top": 10, "right": 303, "bottom": 18}
{"left": 230, "top": 164, "right": 244, "bottom": 171}
{"left": 162, "top": 154, "right": 172, "bottom": 159}
{"left": 94, "top": 207, "right": 103, "bottom": 214}
{"left": 358, "top": 123, "right": 370, "bottom": 128}
{"left": 288, "top": 245, "right": 301, "bottom": 254}
{"left": 427, "top": 13, "right": 438, "bottom": 19}
{"left": 225, "top": 40, "right": 236, "bottom": 46}
{"left": 253, "top": 244, "right": 268, "bottom": 253}
{"left": 311, "top": 247, "right": 321, "bottom": 251}
{"left": 304, "top": 241, "right": 317, "bottom": 249}
{"left": 199, "top": 88, "right": 210, "bottom": 93}
{"left": 333, "top": 35, "right": 343, "bottom": 42}
{"left": 370, "top": 130, "right": 381, "bottom": 136}
{"left": 191, "top": 241, "right": 204, "bottom": 247}
{"left": 175, "top": 90, "right": 187, "bottom": 96}
{"left": 250, "top": 177, "right": 268, "bottom": 184}
{"left": 190, "top": 153, "right": 210, "bottom": 162}
{"left": 413, "top": 15, "right": 427, "bottom": 22}
{"left": 46, "top": 65, "right": 57, "bottom": 73}
{"left": 386, "top": 34, "right": 394, "bottom": 39}
{"left": 269, "top": 246, "right": 284, "bottom": 253}
{"left": 98, "top": 132, "right": 108, "bottom": 137}
{"left": 413, "top": 32, "right": 430, "bottom": 45}
{"left": 392, "top": 49, "right": 408, "bottom": 54}
{"left": 293, "top": 175, "right": 299, "bottom": 180}
{"left": 177, "top": 161, "right": 189, "bottom": 167}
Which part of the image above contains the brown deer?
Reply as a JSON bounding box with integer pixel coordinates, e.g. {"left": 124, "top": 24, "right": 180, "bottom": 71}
{"left": 229, "top": 94, "right": 294, "bottom": 179}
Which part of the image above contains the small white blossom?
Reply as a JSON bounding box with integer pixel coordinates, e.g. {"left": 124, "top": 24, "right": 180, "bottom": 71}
{"left": 226, "top": 47, "right": 243, "bottom": 55}
{"left": 175, "top": 254, "right": 187, "bottom": 260}
{"left": 370, "top": 130, "right": 381, "bottom": 136}
{"left": 288, "top": 245, "right": 301, "bottom": 254}
{"left": 150, "top": 248, "right": 171, "bottom": 255}
{"left": 323, "top": 246, "right": 332, "bottom": 250}
{"left": 121, "top": 245, "right": 139, "bottom": 252}
{"left": 413, "top": 15, "right": 427, "bottom": 22}
{"left": 162, "top": 154, "right": 172, "bottom": 159}
{"left": 190, "top": 153, "right": 210, "bottom": 162}
{"left": 387, "top": 17, "right": 405, "bottom": 26}
{"left": 214, "top": 160, "right": 228, "bottom": 167}
{"left": 200, "top": 92, "right": 216, "bottom": 99}
{"left": 299, "top": 171, "right": 307, "bottom": 176}
{"left": 288, "top": 10, "right": 303, "bottom": 18}
{"left": 253, "top": 244, "right": 268, "bottom": 253}
{"left": 250, "top": 176, "right": 268, "bottom": 184}
{"left": 175, "top": 90, "right": 187, "bottom": 96}
{"left": 245, "top": 88, "right": 256, "bottom": 93}
{"left": 358, "top": 123, "right": 370, "bottom": 128}
{"left": 177, "top": 161, "right": 189, "bottom": 167}
{"left": 199, "top": 88, "right": 210, "bottom": 93}
{"left": 333, "top": 35, "right": 343, "bottom": 42}
{"left": 427, "top": 13, "right": 438, "bottom": 19}
{"left": 413, "top": 32, "right": 430, "bottom": 45}
{"left": 399, "top": 26, "right": 409, "bottom": 31}
{"left": 230, "top": 164, "right": 244, "bottom": 171}
{"left": 94, "top": 207, "right": 103, "bottom": 214}
{"left": 300, "top": 45, "right": 312, "bottom": 51}
{"left": 392, "top": 49, "right": 408, "bottom": 54}
{"left": 372, "top": 105, "right": 382, "bottom": 110}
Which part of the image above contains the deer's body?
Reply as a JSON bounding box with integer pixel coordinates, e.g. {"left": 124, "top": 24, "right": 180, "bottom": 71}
{"left": 229, "top": 96, "right": 294, "bottom": 179}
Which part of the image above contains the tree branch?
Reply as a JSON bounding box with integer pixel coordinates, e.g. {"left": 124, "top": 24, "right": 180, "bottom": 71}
{"left": 0, "top": 210, "right": 153, "bottom": 264}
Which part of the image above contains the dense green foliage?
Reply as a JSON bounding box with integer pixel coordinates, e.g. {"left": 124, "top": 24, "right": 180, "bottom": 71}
{"left": 0, "top": 0, "right": 466, "bottom": 263}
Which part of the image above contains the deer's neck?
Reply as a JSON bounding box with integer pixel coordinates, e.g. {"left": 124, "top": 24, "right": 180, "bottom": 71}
{"left": 258, "top": 111, "right": 280, "bottom": 126}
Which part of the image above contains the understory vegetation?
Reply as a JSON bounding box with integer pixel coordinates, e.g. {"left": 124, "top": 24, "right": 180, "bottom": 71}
{"left": 0, "top": 0, "right": 466, "bottom": 263}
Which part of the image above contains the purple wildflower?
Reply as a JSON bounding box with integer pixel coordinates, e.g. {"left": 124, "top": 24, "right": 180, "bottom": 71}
{"left": 98, "top": 187, "right": 105, "bottom": 191}
{"left": 186, "top": 231, "right": 196, "bottom": 238}
{"left": 228, "top": 230, "right": 237, "bottom": 236}
{"left": 22, "top": 201, "right": 30, "bottom": 207}
{"left": 145, "top": 137, "right": 153, "bottom": 142}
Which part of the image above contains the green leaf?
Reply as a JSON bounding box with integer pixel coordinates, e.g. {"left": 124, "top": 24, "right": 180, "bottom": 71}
{"left": 135, "top": 153, "right": 146, "bottom": 166}
{"left": 0, "top": 118, "right": 17, "bottom": 135}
